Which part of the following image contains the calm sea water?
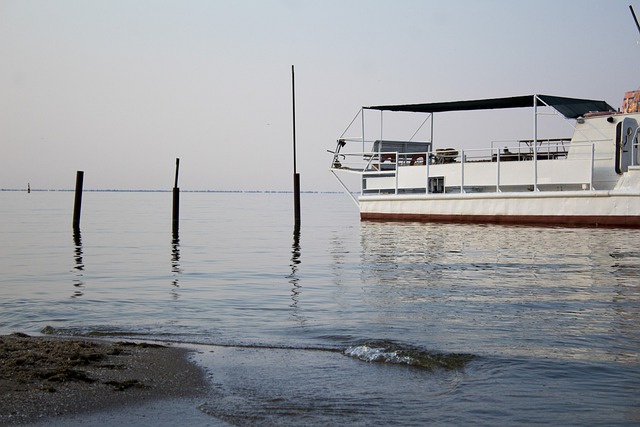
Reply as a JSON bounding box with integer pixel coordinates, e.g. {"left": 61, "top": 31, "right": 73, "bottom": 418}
{"left": 1, "top": 190, "right": 639, "bottom": 425}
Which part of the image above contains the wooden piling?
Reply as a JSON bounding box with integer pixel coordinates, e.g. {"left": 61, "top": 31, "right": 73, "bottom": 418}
{"left": 293, "top": 173, "right": 301, "bottom": 225}
{"left": 72, "top": 171, "right": 84, "bottom": 229}
{"left": 292, "top": 65, "right": 301, "bottom": 225}
{"left": 172, "top": 158, "right": 180, "bottom": 234}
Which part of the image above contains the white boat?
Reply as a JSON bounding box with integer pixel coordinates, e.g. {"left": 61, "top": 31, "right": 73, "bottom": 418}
{"left": 329, "top": 92, "right": 640, "bottom": 227}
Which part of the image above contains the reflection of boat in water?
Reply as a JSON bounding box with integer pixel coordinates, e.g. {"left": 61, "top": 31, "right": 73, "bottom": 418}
{"left": 330, "top": 92, "right": 640, "bottom": 227}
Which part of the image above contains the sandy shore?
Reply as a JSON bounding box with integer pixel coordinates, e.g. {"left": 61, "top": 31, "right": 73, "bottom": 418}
{"left": 0, "top": 333, "right": 217, "bottom": 425}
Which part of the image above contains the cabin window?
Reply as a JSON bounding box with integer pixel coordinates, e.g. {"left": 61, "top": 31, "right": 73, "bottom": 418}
{"left": 429, "top": 177, "right": 444, "bottom": 193}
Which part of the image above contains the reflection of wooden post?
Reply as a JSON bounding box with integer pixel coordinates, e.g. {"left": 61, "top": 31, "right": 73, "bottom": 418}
{"left": 292, "top": 65, "right": 301, "bottom": 225}
{"left": 172, "top": 159, "right": 180, "bottom": 234}
{"left": 72, "top": 171, "right": 84, "bottom": 229}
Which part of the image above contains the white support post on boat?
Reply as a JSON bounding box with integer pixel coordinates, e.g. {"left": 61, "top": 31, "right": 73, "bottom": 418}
{"left": 427, "top": 113, "right": 434, "bottom": 195}
{"left": 590, "top": 143, "right": 595, "bottom": 190}
{"left": 430, "top": 113, "right": 434, "bottom": 146}
{"left": 425, "top": 149, "right": 430, "bottom": 194}
{"left": 460, "top": 149, "right": 465, "bottom": 193}
{"left": 633, "top": 132, "right": 637, "bottom": 167}
{"left": 361, "top": 108, "right": 365, "bottom": 153}
{"left": 533, "top": 95, "right": 539, "bottom": 191}
{"left": 394, "top": 152, "right": 399, "bottom": 195}
{"left": 632, "top": 127, "right": 639, "bottom": 167}
{"left": 496, "top": 148, "right": 501, "bottom": 192}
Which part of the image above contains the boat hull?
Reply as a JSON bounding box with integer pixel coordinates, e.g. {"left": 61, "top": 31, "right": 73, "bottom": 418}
{"left": 359, "top": 191, "right": 640, "bottom": 227}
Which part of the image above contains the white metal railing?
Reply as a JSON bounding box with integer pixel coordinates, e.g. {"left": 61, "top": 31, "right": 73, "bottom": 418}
{"left": 332, "top": 139, "right": 573, "bottom": 170}
{"left": 331, "top": 140, "right": 597, "bottom": 196}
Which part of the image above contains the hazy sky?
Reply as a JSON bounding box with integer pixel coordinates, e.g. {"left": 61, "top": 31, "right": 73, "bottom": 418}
{"left": 2, "top": 0, "right": 640, "bottom": 191}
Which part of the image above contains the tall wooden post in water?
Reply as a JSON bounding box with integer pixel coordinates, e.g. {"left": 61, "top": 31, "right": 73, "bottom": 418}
{"left": 292, "top": 65, "right": 301, "bottom": 226}
{"left": 172, "top": 158, "right": 180, "bottom": 234}
{"left": 72, "top": 171, "right": 84, "bottom": 229}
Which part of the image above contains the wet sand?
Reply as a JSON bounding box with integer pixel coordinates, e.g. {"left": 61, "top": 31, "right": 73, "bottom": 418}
{"left": 0, "top": 333, "right": 225, "bottom": 425}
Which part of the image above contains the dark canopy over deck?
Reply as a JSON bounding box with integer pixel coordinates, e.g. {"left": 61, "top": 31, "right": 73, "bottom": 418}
{"left": 366, "top": 95, "right": 615, "bottom": 119}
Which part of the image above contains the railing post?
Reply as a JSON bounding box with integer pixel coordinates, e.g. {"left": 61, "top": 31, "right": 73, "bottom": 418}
{"left": 632, "top": 128, "right": 639, "bottom": 166}
{"left": 533, "top": 95, "right": 539, "bottom": 191}
{"left": 460, "top": 149, "right": 465, "bottom": 193}
{"left": 394, "top": 152, "right": 399, "bottom": 195}
{"left": 496, "top": 148, "right": 501, "bottom": 192}
{"left": 361, "top": 108, "right": 365, "bottom": 153}
{"left": 425, "top": 150, "right": 430, "bottom": 194}
{"left": 590, "top": 143, "right": 595, "bottom": 190}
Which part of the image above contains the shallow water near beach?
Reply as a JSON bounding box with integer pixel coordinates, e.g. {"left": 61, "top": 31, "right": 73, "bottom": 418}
{"left": 1, "top": 190, "right": 639, "bottom": 425}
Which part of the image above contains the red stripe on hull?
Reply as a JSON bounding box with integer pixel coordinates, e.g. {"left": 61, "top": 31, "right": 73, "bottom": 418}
{"left": 360, "top": 212, "right": 640, "bottom": 228}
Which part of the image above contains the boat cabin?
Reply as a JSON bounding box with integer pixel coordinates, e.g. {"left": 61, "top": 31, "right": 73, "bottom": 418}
{"left": 330, "top": 94, "right": 640, "bottom": 200}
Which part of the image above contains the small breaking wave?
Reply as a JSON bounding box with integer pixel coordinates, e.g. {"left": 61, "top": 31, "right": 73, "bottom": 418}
{"left": 344, "top": 340, "right": 475, "bottom": 370}
{"left": 40, "top": 327, "right": 475, "bottom": 371}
